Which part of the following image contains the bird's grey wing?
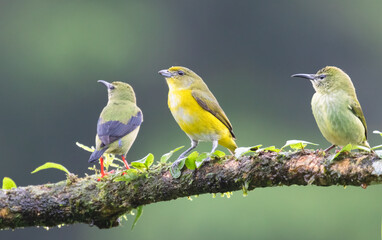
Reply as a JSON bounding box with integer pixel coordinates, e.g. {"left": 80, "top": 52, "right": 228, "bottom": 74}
{"left": 97, "top": 111, "right": 143, "bottom": 147}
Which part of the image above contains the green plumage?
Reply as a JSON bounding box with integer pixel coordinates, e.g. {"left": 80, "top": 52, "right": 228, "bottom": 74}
{"left": 292, "top": 66, "right": 369, "bottom": 149}
{"left": 95, "top": 101, "right": 141, "bottom": 155}
{"left": 89, "top": 81, "right": 143, "bottom": 163}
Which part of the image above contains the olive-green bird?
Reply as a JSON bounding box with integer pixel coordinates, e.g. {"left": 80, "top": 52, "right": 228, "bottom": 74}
{"left": 158, "top": 66, "right": 237, "bottom": 167}
{"left": 292, "top": 66, "right": 370, "bottom": 152}
{"left": 88, "top": 80, "right": 143, "bottom": 179}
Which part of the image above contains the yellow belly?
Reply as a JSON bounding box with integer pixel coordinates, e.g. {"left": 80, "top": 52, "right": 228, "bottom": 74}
{"left": 168, "top": 89, "right": 236, "bottom": 151}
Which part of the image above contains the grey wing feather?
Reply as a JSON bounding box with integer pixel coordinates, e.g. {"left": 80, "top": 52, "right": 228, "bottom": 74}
{"left": 88, "top": 148, "right": 107, "bottom": 163}
{"left": 97, "top": 111, "right": 143, "bottom": 147}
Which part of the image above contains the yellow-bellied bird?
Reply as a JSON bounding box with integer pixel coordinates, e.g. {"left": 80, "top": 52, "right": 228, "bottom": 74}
{"left": 159, "top": 66, "right": 237, "bottom": 167}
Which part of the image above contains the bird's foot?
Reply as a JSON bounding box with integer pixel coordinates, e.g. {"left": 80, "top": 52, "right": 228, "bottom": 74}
{"left": 201, "top": 155, "right": 213, "bottom": 166}
{"left": 176, "top": 154, "right": 186, "bottom": 161}
{"left": 170, "top": 153, "right": 187, "bottom": 172}
{"left": 121, "top": 163, "right": 131, "bottom": 176}
{"left": 97, "top": 170, "right": 115, "bottom": 181}
{"left": 324, "top": 145, "right": 336, "bottom": 153}
{"left": 169, "top": 159, "right": 185, "bottom": 178}
{"left": 172, "top": 159, "right": 182, "bottom": 169}
{"left": 121, "top": 155, "right": 130, "bottom": 171}
{"left": 121, "top": 164, "right": 130, "bottom": 175}
{"left": 194, "top": 154, "right": 213, "bottom": 169}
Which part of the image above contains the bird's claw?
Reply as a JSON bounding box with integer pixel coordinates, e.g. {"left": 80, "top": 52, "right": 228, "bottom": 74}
{"left": 171, "top": 160, "right": 181, "bottom": 170}
{"left": 97, "top": 170, "right": 115, "bottom": 181}
{"left": 197, "top": 156, "right": 211, "bottom": 168}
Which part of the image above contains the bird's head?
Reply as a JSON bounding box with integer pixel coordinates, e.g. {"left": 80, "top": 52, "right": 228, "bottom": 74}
{"left": 158, "top": 66, "right": 203, "bottom": 90}
{"left": 292, "top": 66, "right": 355, "bottom": 94}
{"left": 98, "top": 80, "right": 136, "bottom": 103}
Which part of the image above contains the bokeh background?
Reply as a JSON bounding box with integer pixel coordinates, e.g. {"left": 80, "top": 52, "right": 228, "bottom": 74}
{"left": 1, "top": 1, "right": 382, "bottom": 239}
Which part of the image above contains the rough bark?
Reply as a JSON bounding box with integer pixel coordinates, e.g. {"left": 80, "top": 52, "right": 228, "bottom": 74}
{"left": 1, "top": 150, "right": 381, "bottom": 230}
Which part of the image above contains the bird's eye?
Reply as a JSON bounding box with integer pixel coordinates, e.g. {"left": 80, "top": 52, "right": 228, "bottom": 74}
{"left": 109, "top": 85, "right": 115, "bottom": 90}
{"left": 319, "top": 75, "right": 326, "bottom": 80}
{"left": 178, "top": 71, "right": 184, "bottom": 76}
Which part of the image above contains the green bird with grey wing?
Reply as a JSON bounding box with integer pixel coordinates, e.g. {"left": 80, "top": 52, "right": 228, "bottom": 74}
{"left": 292, "top": 66, "right": 369, "bottom": 152}
{"left": 89, "top": 80, "right": 143, "bottom": 179}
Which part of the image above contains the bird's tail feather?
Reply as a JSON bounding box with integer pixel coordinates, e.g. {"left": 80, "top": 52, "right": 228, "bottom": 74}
{"left": 219, "top": 137, "right": 237, "bottom": 155}
{"left": 88, "top": 148, "right": 107, "bottom": 163}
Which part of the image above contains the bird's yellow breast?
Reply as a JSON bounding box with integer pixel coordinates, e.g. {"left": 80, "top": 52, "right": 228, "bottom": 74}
{"left": 168, "top": 89, "right": 230, "bottom": 142}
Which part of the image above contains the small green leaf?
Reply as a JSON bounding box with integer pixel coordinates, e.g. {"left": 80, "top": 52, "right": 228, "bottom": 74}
{"left": 330, "top": 144, "right": 352, "bottom": 162}
{"left": 185, "top": 151, "right": 199, "bottom": 170}
{"left": 242, "top": 181, "right": 249, "bottom": 197}
{"left": 212, "top": 150, "right": 226, "bottom": 158}
{"left": 75, "top": 142, "right": 95, "bottom": 152}
{"left": 101, "top": 153, "right": 118, "bottom": 172}
{"left": 372, "top": 145, "right": 382, "bottom": 150}
{"left": 343, "top": 144, "right": 354, "bottom": 150}
{"left": 261, "top": 146, "right": 280, "bottom": 152}
{"left": 2, "top": 177, "right": 17, "bottom": 190}
{"left": 131, "top": 153, "right": 154, "bottom": 171}
{"left": 177, "top": 157, "right": 186, "bottom": 170}
{"left": 131, "top": 206, "right": 143, "bottom": 230}
{"left": 144, "top": 154, "right": 154, "bottom": 169}
{"left": 195, "top": 153, "right": 210, "bottom": 169}
{"left": 185, "top": 159, "right": 196, "bottom": 170}
{"left": 375, "top": 150, "right": 382, "bottom": 158}
{"left": 31, "top": 162, "right": 70, "bottom": 175}
{"left": 160, "top": 146, "right": 184, "bottom": 163}
{"left": 188, "top": 151, "right": 199, "bottom": 160}
{"left": 170, "top": 163, "right": 182, "bottom": 179}
{"left": 131, "top": 162, "right": 146, "bottom": 171}
{"left": 373, "top": 130, "right": 382, "bottom": 137}
{"left": 170, "top": 167, "right": 181, "bottom": 178}
{"left": 352, "top": 145, "right": 371, "bottom": 152}
{"left": 281, "top": 140, "right": 318, "bottom": 151}
{"left": 234, "top": 145, "right": 262, "bottom": 158}
{"left": 132, "top": 155, "right": 148, "bottom": 164}
{"left": 170, "top": 156, "right": 188, "bottom": 178}
{"left": 114, "top": 169, "right": 139, "bottom": 183}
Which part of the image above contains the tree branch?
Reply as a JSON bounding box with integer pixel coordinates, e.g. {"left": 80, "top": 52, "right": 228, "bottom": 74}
{"left": 1, "top": 150, "right": 381, "bottom": 230}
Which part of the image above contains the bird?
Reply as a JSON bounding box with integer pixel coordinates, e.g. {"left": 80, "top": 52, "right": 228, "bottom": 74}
{"left": 88, "top": 80, "right": 143, "bottom": 179}
{"left": 292, "top": 66, "right": 370, "bottom": 152}
{"left": 158, "top": 66, "right": 237, "bottom": 168}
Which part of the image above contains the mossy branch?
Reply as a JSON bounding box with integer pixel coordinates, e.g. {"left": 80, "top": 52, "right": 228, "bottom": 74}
{"left": 1, "top": 150, "right": 381, "bottom": 230}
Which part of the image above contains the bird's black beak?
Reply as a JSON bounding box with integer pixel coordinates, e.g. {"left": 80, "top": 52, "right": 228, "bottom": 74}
{"left": 291, "top": 73, "right": 316, "bottom": 80}
{"left": 98, "top": 80, "right": 115, "bottom": 89}
{"left": 158, "top": 69, "right": 172, "bottom": 78}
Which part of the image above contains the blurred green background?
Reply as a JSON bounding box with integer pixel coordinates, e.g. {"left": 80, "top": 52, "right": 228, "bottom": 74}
{"left": 1, "top": 1, "right": 382, "bottom": 239}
